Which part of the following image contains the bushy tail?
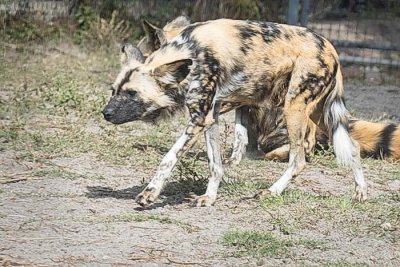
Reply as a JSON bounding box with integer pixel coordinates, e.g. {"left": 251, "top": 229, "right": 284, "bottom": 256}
{"left": 350, "top": 119, "right": 400, "bottom": 160}
{"left": 323, "top": 68, "right": 357, "bottom": 166}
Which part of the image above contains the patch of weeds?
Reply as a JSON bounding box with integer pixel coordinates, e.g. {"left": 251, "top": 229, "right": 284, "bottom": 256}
{"left": 41, "top": 76, "right": 85, "bottom": 112}
{"left": 356, "top": 196, "right": 400, "bottom": 242}
{"left": 269, "top": 216, "right": 294, "bottom": 235}
{"left": 223, "top": 230, "right": 329, "bottom": 259}
{"left": 1, "top": 17, "right": 61, "bottom": 42}
{"left": 260, "top": 190, "right": 312, "bottom": 209}
{"left": 100, "top": 214, "right": 198, "bottom": 233}
{"left": 260, "top": 190, "right": 354, "bottom": 210}
{"left": 223, "top": 230, "right": 293, "bottom": 258}
{"left": 175, "top": 153, "right": 208, "bottom": 181}
{"left": 166, "top": 153, "right": 209, "bottom": 196}
{"left": 297, "top": 238, "right": 328, "bottom": 251}
{"left": 363, "top": 158, "right": 400, "bottom": 180}
{"left": 309, "top": 145, "right": 340, "bottom": 170}
{"left": 220, "top": 179, "right": 258, "bottom": 195}
{"left": 33, "top": 168, "right": 82, "bottom": 180}
{"left": 0, "top": 128, "right": 19, "bottom": 143}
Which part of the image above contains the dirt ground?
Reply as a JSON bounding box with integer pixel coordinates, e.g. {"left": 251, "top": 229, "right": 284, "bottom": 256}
{"left": 0, "top": 42, "right": 399, "bottom": 267}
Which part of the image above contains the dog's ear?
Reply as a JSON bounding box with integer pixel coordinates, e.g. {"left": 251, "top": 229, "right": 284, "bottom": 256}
{"left": 142, "top": 20, "right": 167, "bottom": 49}
{"left": 120, "top": 44, "right": 144, "bottom": 66}
{"left": 163, "top": 15, "right": 191, "bottom": 31}
{"left": 153, "top": 59, "right": 192, "bottom": 85}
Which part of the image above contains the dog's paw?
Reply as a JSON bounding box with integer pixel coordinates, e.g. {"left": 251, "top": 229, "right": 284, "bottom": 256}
{"left": 352, "top": 186, "right": 367, "bottom": 202}
{"left": 254, "top": 189, "right": 276, "bottom": 200}
{"left": 136, "top": 187, "right": 159, "bottom": 207}
{"left": 223, "top": 157, "right": 241, "bottom": 167}
{"left": 194, "top": 195, "right": 216, "bottom": 207}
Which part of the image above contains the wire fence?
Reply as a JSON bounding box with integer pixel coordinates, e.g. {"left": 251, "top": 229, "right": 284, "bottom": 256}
{"left": 289, "top": 0, "right": 400, "bottom": 85}
{"left": 1, "top": 0, "right": 399, "bottom": 85}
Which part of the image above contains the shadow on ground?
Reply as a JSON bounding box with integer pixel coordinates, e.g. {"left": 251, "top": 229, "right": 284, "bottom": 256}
{"left": 85, "top": 178, "right": 208, "bottom": 209}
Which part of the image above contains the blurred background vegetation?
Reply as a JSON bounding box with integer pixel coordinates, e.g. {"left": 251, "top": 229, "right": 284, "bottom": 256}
{"left": 1, "top": 0, "right": 399, "bottom": 44}
{"left": 0, "top": 0, "right": 399, "bottom": 84}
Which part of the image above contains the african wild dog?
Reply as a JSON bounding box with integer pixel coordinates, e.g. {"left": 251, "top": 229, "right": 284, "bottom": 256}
{"left": 138, "top": 17, "right": 400, "bottom": 164}
{"left": 103, "top": 19, "right": 368, "bottom": 207}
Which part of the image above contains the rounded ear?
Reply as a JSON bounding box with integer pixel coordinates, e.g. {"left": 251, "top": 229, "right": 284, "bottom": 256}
{"left": 120, "top": 43, "right": 144, "bottom": 65}
{"left": 153, "top": 59, "right": 193, "bottom": 84}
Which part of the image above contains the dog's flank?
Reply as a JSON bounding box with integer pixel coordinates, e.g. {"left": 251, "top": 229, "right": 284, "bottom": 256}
{"left": 103, "top": 19, "right": 367, "bottom": 207}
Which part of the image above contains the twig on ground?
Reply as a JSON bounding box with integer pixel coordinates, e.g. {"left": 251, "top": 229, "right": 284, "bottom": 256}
{"left": 0, "top": 177, "right": 28, "bottom": 184}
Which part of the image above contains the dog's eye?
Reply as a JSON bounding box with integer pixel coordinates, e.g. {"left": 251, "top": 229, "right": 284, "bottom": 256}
{"left": 127, "top": 91, "right": 137, "bottom": 97}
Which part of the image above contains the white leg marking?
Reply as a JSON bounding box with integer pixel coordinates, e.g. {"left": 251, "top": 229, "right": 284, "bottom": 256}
{"left": 204, "top": 123, "right": 224, "bottom": 199}
{"left": 332, "top": 124, "right": 368, "bottom": 201}
{"left": 268, "top": 165, "right": 295, "bottom": 195}
{"left": 227, "top": 109, "right": 248, "bottom": 165}
{"left": 150, "top": 133, "right": 188, "bottom": 188}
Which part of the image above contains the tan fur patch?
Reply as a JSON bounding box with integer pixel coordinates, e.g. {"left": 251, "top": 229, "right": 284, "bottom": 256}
{"left": 390, "top": 128, "right": 400, "bottom": 160}
{"left": 350, "top": 120, "right": 383, "bottom": 155}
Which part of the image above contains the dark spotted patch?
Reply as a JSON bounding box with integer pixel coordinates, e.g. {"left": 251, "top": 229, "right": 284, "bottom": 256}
{"left": 317, "top": 55, "right": 328, "bottom": 69}
{"left": 284, "top": 33, "right": 291, "bottom": 40}
{"left": 297, "top": 29, "right": 325, "bottom": 51}
{"left": 256, "top": 106, "right": 289, "bottom": 153}
{"left": 115, "top": 68, "right": 137, "bottom": 91}
{"left": 309, "top": 29, "right": 325, "bottom": 51}
{"left": 298, "top": 73, "right": 326, "bottom": 96}
{"left": 260, "top": 22, "right": 282, "bottom": 43}
{"left": 237, "top": 25, "right": 258, "bottom": 54}
{"left": 298, "top": 29, "right": 308, "bottom": 37}
{"left": 375, "top": 124, "right": 397, "bottom": 158}
{"left": 254, "top": 74, "right": 269, "bottom": 92}
{"left": 246, "top": 21, "right": 282, "bottom": 43}
{"left": 237, "top": 25, "right": 259, "bottom": 39}
{"left": 301, "top": 60, "right": 338, "bottom": 104}
{"left": 184, "top": 47, "right": 222, "bottom": 120}
{"left": 240, "top": 43, "right": 253, "bottom": 55}
{"left": 231, "top": 64, "right": 244, "bottom": 76}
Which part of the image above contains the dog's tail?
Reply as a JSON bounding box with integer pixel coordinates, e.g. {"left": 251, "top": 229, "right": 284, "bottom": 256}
{"left": 323, "top": 66, "right": 359, "bottom": 166}
{"left": 349, "top": 119, "right": 400, "bottom": 160}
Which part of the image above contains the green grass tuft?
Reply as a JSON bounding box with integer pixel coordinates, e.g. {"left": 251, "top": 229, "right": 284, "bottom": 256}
{"left": 223, "top": 230, "right": 292, "bottom": 258}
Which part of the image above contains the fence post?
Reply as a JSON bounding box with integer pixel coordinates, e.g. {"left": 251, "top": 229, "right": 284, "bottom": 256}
{"left": 287, "top": 0, "right": 299, "bottom": 25}
{"left": 300, "top": 0, "right": 310, "bottom": 26}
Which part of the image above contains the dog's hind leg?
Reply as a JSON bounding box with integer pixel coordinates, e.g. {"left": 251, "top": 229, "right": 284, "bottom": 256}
{"left": 258, "top": 98, "right": 309, "bottom": 197}
{"left": 225, "top": 106, "right": 259, "bottom": 166}
{"left": 224, "top": 107, "right": 249, "bottom": 166}
{"left": 256, "top": 59, "right": 329, "bottom": 198}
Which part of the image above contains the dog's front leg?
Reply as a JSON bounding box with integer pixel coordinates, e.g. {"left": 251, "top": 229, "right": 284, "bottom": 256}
{"left": 196, "top": 103, "right": 224, "bottom": 207}
{"left": 136, "top": 121, "right": 204, "bottom": 207}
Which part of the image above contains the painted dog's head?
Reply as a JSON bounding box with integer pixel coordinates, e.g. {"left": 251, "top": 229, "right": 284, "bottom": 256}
{"left": 102, "top": 44, "right": 192, "bottom": 124}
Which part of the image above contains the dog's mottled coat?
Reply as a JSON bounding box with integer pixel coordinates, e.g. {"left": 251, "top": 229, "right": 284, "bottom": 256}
{"left": 103, "top": 19, "right": 368, "bottom": 207}
{"left": 138, "top": 17, "right": 400, "bottom": 164}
